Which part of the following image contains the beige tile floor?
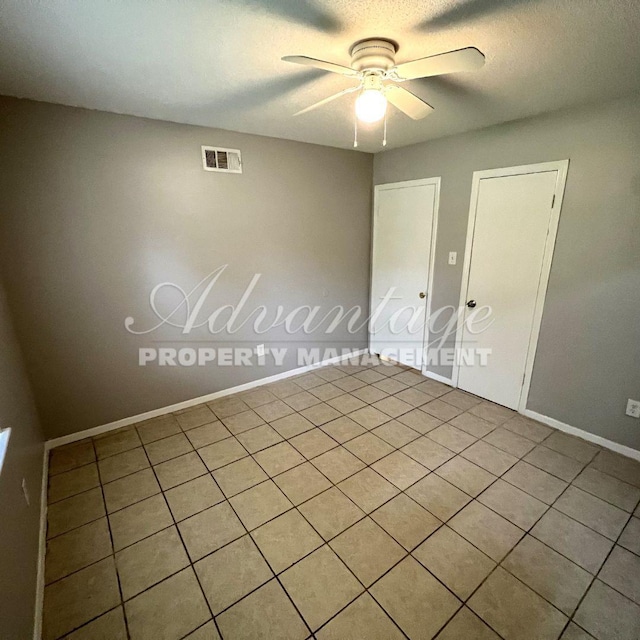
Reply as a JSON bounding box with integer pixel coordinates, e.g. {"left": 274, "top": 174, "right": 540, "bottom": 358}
{"left": 43, "top": 356, "right": 640, "bottom": 640}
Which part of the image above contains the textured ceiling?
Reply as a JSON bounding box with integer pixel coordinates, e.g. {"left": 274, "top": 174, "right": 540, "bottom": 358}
{"left": 1, "top": 0, "right": 639, "bottom": 152}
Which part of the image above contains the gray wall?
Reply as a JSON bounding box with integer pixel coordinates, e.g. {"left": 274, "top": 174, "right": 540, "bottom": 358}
{"left": 2, "top": 93, "right": 638, "bottom": 452}
{"left": 374, "top": 93, "right": 640, "bottom": 450}
{"left": 0, "top": 97, "right": 374, "bottom": 439}
{"left": 0, "top": 276, "right": 44, "bottom": 639}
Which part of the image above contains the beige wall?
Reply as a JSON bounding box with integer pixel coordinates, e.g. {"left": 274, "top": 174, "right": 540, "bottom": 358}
{"left": 0, "top": 97, "right": 374, "bottom": 439}
{"left": 374, "top": 93, "right": 640, "bottom": 450}
{"left": 0, "top": 276, "right": 44, "bottom": 638}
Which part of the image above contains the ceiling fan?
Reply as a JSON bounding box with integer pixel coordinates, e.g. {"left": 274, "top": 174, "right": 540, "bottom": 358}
{"left": 283, "top": 38, "right": 485, "bottom": 128}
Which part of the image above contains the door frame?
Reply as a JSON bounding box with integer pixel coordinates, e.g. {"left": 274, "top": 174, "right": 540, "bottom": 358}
{"left": 369, "top": 177, "right": 441, "bottom": 371}
{"left": 452, "top": 160, "right": 569, "bottom": 412}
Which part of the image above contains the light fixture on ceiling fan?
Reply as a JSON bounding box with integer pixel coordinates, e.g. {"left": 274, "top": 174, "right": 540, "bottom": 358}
{"left": 355, "top": 74, "right": 388, "bottom": 123}
{"left": 283, "top": 38, "right": 485, "bottom": 145}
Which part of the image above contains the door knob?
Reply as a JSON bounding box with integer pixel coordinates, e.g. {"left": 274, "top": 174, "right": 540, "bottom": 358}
{"left": 466, "top": 300, "right": 477, "bottom": 308}
{"left": 419, "top": 292, "right": 426, "bottom": 299}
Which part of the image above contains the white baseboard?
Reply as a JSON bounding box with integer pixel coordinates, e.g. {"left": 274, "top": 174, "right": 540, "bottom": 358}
{"left": 412, "top": 367, "right": 637, "bottom": 462}
{"left": 32, "top": 349, "right": 638, "bottom": 638}
{"left": 36, "top": 347, "right": 367, "bottom": 637}
{"left": 33, "top": 446, "right": 48, "bottom": 640}
{"left": 46, "top": 348, "right": 369, "bottom": 451}
{"left": 423, "top": 370, "right": 454, "bottom": 386}
{"left": 523, "top": 409, "right": 640, "bottom": 462}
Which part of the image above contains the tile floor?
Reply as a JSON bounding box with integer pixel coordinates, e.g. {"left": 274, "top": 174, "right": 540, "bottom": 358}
{"left": 43, "top": 356, "right": 640, "bottom": 640}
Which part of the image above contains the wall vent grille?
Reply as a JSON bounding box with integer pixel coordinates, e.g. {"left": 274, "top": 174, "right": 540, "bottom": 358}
{"left": 201, "top": 146, "right": 242, "bottom": 173}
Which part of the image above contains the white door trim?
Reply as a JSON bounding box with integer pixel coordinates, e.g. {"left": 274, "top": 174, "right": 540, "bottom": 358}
{"left": 370, "top": 177, "right": 441, "bottom": 371}
{"left": 452, "top": 160, "right": 569, "bottom": 412}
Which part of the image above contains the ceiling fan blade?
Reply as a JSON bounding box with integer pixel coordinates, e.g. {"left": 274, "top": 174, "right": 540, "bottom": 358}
{"left": 282, "top": 55, "right": 358, "bottom": 77}
{"left": 385, "top": 85, "right": 434, "bottom": 120}
{"left": 393, "top": 47, "right": 485, "bottom": 80}
{"left": 294, "top": 86, "right": 359, "bottom": 116}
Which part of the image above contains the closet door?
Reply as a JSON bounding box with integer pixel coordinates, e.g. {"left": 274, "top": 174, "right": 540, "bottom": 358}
{"left": 370, "top": 179, "right": 439, "bottom": 369}
{"left": 456, "top": 162, "right": 567, "bottom": 409}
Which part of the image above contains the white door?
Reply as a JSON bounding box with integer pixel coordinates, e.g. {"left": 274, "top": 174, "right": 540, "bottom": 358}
{"left": 456, "top": 163, "right": 567, "bottom": 410}
{"left": 370, "top": 179, "right": 439, "bottom": 369}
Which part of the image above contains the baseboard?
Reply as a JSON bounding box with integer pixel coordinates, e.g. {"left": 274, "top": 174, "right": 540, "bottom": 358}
{"left": 46, "top": 348, "right": 369, "bottom": 451}
{"left": 33, "top": 445, "right": 48, "bottom": 640}
{"left": 523, "top": 409, "right": 640, "bottom": 463}
{"left": 369, "top": 359, "right": 637, "bottom": 461}
{"left": 423, "top": 370, "right": 454, "bottom": 386}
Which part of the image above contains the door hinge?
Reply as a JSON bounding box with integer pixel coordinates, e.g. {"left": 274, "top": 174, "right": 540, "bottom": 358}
{"left": 551, "top": 194, "right": 556, "bottom": 208}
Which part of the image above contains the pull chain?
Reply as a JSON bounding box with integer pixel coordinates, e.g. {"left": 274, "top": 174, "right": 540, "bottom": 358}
{"left": 382, "top": 110, "right": 388, "bottom": 147}
{"left": 353, "top": 115, "right": 359, "bottom": 148}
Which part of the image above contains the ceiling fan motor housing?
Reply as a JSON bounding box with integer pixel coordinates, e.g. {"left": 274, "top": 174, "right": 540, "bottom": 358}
{"left": 349, "top": 38, "right": 397, "bottom": 72}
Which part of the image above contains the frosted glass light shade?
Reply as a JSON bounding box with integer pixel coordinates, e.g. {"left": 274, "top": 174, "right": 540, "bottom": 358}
{"left": 355, "top": 89, "right": 387, "bottom": 123}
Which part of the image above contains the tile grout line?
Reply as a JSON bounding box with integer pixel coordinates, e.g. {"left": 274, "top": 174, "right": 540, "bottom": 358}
{"left": 268, "top": 409, "right": 508, "bottom": 637}
{"left": 391, "top": 411, "right": 639, "bottom": 633}
{"left": 293, "top": 374, "right": 475, "bottom": 635}
{"left": 41, "top": 371, "right": 473, "bottom": 582}
{"left": 43, "top": 422, "right": 637, "bottom": 571}
{"left": 434, "top": 452, "right": 640, "bottom": 636}
{"left": 187, "top": 437, "right": 317, "bottom": 639}
{"left": 556, "top": 492, "right": 639, "bottom": 638}
{"left": 92, "top": 436, "right": 133, "bottom": 640}
{"left": 45, "top": 424, "right": 621, "bottom": 515}
{"left": 49, "top": 433, "right": 634, "bottom": 634}
{"left": 137, "top": 431, "right": 226, "bottom": 640}
{"left": 45, "top": 441, "right": 134, "bottom": 640}
{"left": 44, "top": 403, "right": 640, "bottom": 580}
{"left": 48, "top": 483, "right": 634, "bottom": 640}
{"left": 48, "top": 368, "right": 624, "bottom": 499}
{"left": 42, "top": 361, "right": 640, "bottom": 638}
{"left": 143, "top": 371, "right": 448, "bottom": 635}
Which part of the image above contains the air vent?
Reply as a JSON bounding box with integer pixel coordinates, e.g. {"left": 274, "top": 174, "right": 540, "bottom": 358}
{"left": 201, "top": 146, "right": 242, "bottom": 173}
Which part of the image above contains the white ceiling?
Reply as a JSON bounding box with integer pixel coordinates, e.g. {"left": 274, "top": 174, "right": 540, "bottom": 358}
{"left": 1, "top": 0, "right": 639, "bottom": 152}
